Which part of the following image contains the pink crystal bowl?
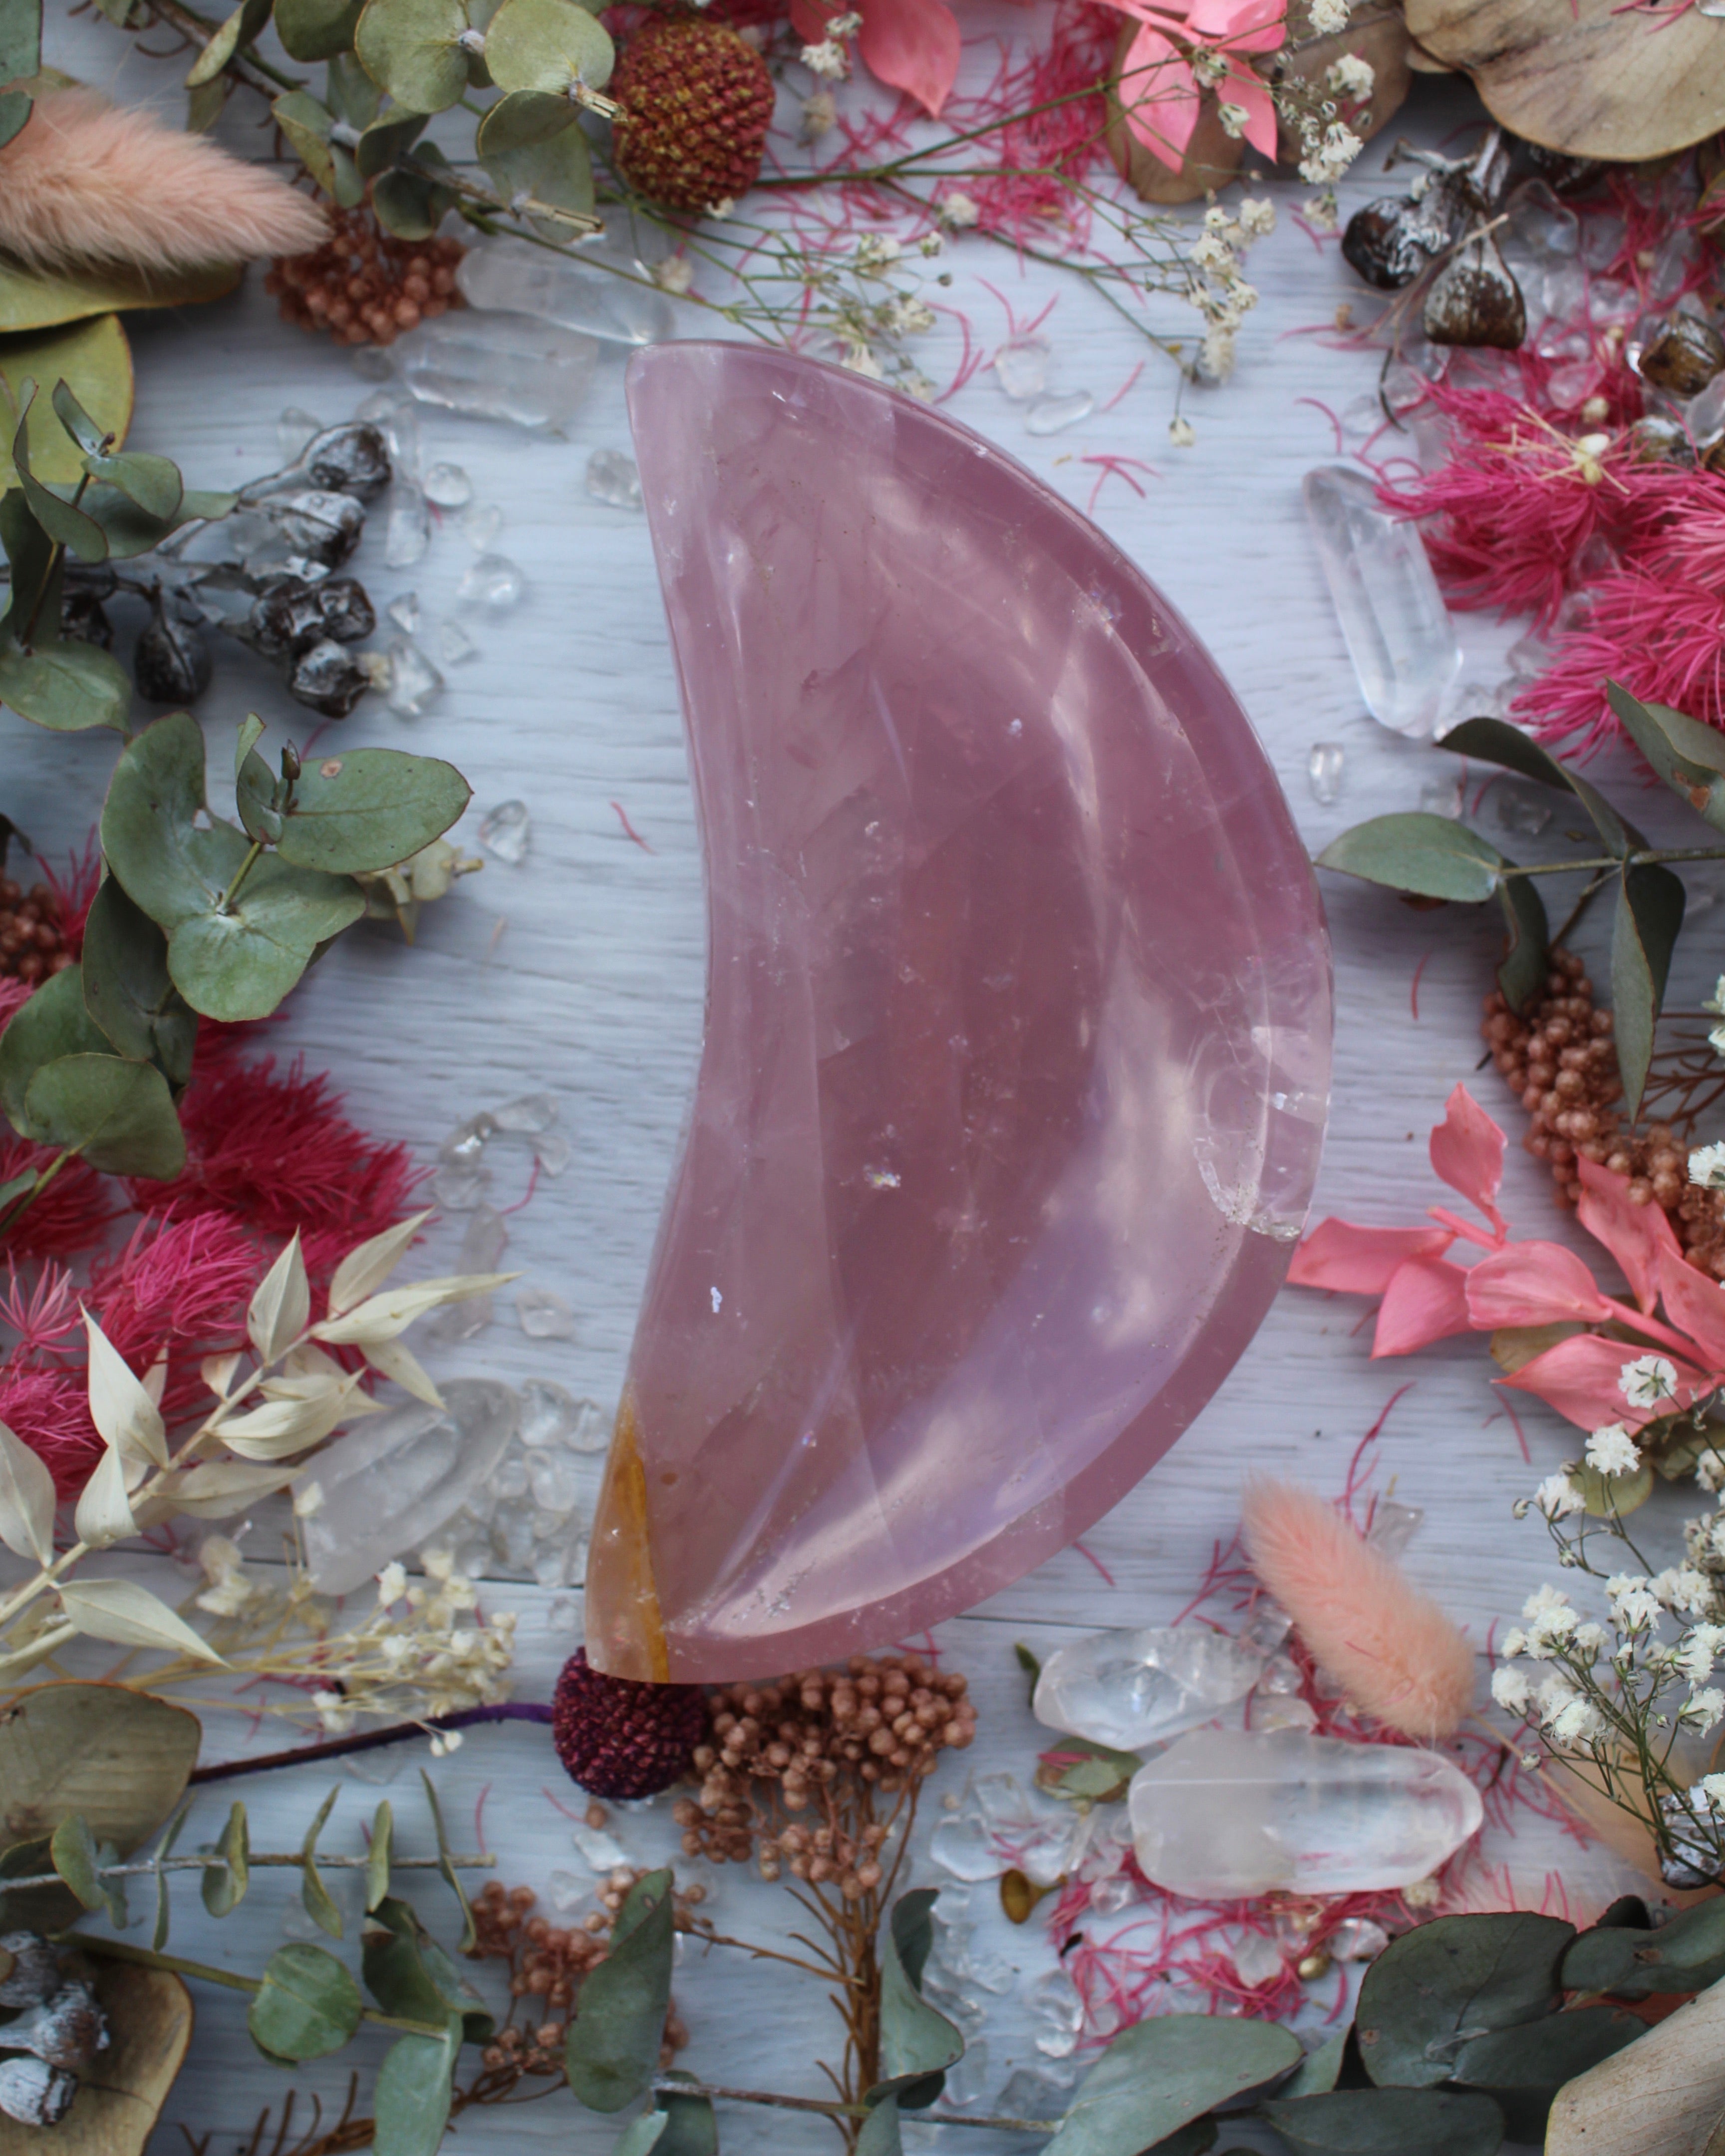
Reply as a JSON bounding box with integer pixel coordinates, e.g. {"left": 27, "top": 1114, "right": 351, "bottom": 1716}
{"left": 586, "top": 343, "right": 1332, "bottom": 1682}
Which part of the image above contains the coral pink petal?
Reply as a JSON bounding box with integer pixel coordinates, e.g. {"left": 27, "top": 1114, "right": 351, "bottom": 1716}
{"left": 1120, "top": 24, "right": 1200, "bottom": 164}
{"left": 0, "top": 90, "right": 325, "bottom": 270}
{"left": 1429, "top": 1084, "right": 1506, "bottom": 1232}
{"left": 788, "top": 0, "right": 827, "bottom": 36}
{"left": 1463, "top": 1240, "right": 1615, "bottom": 1330}
{"left": 857, "top": 0, "right": 963, "bottom": 116}
{"left": 1287, "top": 1219, "right": 1455, "bottom": 1295}
{"left": 1500, "top": 1332, "right": 1707, "bottom": 1432}
{"left": 1240, "top": 1479, "right": 1475, "bottom": 1740}
{"left": 1576, "top": 1156, "right": 1682, "bottom": 1314}
{"left": 1372, "top": 1256, "right": 1474, "bottom": 1356}
{"left": 1188, "top": 0, "right": 1285, "bottom": 41}
{"left": 1656, "top": 1246, "right": 1725, "bottom": 1372}
{"left": 1221, "top": 66, "right": 1279, "bottom": 157}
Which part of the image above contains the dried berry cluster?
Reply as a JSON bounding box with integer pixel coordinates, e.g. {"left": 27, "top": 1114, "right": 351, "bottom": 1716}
{"left": 674, "top": 1654, "right": 976, "bottom": 1886}
{"left": 1483, "top": 950, "right": 1725, "bottom": 1273}
{"left": 267, "top": 207, "right": 464, "bottom": 345}
{"left": 0, "top": 878, "right": 72, "bottom": 985}
{"left": 468, "top": 1876, "right": 692, "bottom": 2078}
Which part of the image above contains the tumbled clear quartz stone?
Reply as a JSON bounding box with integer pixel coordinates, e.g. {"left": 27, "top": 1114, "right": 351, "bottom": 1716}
{"left": 493, "top": 1092, "right": 557, "bottom": 1133}
{"left": 423, "top": 462, "right": 472, "bottom": 509}
{"left": 437, "top": 620, "right": 478, "bottom": 665}
{"left": 384, "top": 482, "right": 430, "bottom": 569}
{"left": 298, "top": 1380, "right": 520, "bottom": 1594}
{"left": 586, "top": 448, "right": 643, "bottom": 509}
{"left": 386, "top": 592, "right": 419, "bottom": 633}
{"left": 1307, "top": 742, "right": 1344, "bottom": 805}
{"left": 393, "top": 312, "right": 599, "bottom": 430}
{"left": 517, "top": 1285, "right": 576, "bottom": 1339}
{"left": 1128, "top": 1728, "right": 1483, "bottom": 1896}
{"left": 457, "top": 553, "right": 526, "bottom": 612}
{"left": 456, "top": 237, "right": 676, "bottom": 346}
{"left": 1033, "top": 1624, "right": 1265, "bottom": 1751}
{"left": 1025, "top": 390, "right": 1094, "bottom": 436}
{"left": 1303, "top": 465, "right": 1460, "bottom": 738}
{"left": 994, "top": 336, "right": 1051, "bottom": 400}
{"left": 479, "top": 799, "right": 531, "bottom": 864}
{"left": 385, "top": 637, "right": 443, "bottom": 718}
{"left": 461, "top": 503, "right": 503, "bottom": 551}
{"left": 1365, "top": 1497, "right": 1424, "bottom": 1558}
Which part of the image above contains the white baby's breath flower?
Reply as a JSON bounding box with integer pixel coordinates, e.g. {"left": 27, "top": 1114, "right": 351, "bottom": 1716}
{"left": 1691, "top": 1142, "right": 1725, "bottom": 1188}
{"left": 1549, "top": 1695, "right": 1602, "bottom": 1744}
{"left": 1535, "top": 1472, "right": 1585, "bottom": 1520}
{"left": 1491, "top": 1665, "right": 1532, "bottom": 1713}
{"left": 1308, "top": 0, "right": 1348, "bottom": 28}
{"left": 653, "top": 257, "right": 694, "bottom": 296}
{"left": 1706, "top": 976, "right": 1725, "bottom": 1017}
{"left": 854, "top": 234, "right": 901, "bottom": 271}
{"left": 1299, "top": 122, "right": 1363, "bottom": 186}
{"left": 801, "top": 89, "right": 837, "bottom": 141}
{"left": 1499, "top": 1626, "right": 1529, "bottom": 1658}
{"left": 1523, "top": 1583, "right": 1573, "bottom": 1623}
{"left": 1535, "top": 1670, "right": 1580, "bottom": 1726}
{"left": 1237, "top": 197, "right": 1276, "bottom": 239}
{"left": 1216, "top": 101, "right": 1250, "bottom": 138}
{"left": 1326, "top": 51, "right": 1374, "bottom": 98}
{"left": 1621, "top": 1354, "right": 1679, "bottom": 1409}
{"left": 1654, "top": 1565, "right": 1714, "bottom": 1617}
{"left": 1586, "top": 1423, "right": 1642, "bottom": 1477}
{"left": 1683, "top": 1687, "right": 1725, "bottom": 1735}
{"left": 938, "top": 191, "right": 980, "bottom": 231}
{"left": 1698, "top": 1772, "right": 1725, "bottom": 1812}
{"left": 1168, "top": 416, "right": 1196, "bottom": 447}
{"left": 429, "top": 1729, "right": 464, "bottom": 1757}
{"left": 801, "top": 37, "right": 847, "bottom": 75}
{"left": 293, "top": 1480, "right": 325, "bottom": 1519}
{"left": 313, "top": 1689, "right": 354, "bottom": 1735}
{"left": 1680, "top": 1624, "right": 1725, "bottom": 1685}
{"left": 1573, "top": 1622, "right": 1607, "bottom": 1659}
{"left": 421, "top": 1546, "right": 455, "bottom": 1582}
{"left": 376, "top": 1562, "right": 408, "bottom": 1608}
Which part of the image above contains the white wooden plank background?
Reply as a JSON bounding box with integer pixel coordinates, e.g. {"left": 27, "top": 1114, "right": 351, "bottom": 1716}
{"left": 5, "top": 11, "right": 1699, "bottom": 2146}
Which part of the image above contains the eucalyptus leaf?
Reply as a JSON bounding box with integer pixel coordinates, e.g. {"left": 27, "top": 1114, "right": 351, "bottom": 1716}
{"left": 328, "top": 48, "right": 381, "bottom": 122}
{"left": 484, "top": 0, "right": 613, "bottom": 93}
{"left": 1568, "top": 1459, "right": 1655, "bottom": 1518}
{"left": 614, "top": 2117, "right": 670, "bottom": 2156}
{"left": 277, "top": 0, "right": 363, "bottom": 59}
{"left": 10, "top": 384, "right": 107, "bottom": 560}
{"left": 203, "top": 1800, "right": 250, "bottom": 1917}
{"left": 479, "top": 122, "right": 593, "bottom": 233}
{"left": 23, "top": 1052, "right": 185, "bottom": 1176}
{"left": 856, "top": 2097, "right": 902, "bottom": 2156}
{"left": 1316, "top": 813, "right": 1505, "bottom": 903}
{"left": 187, "top": 0, "right": 272, "bottom": 86}
{"left": 1611, "top": 860, "right": 1685, "bottom": 1119}
{"left": 419, "top": 1769, "right": 475, "bottom": 1951}
{"left": 236, "top": 746, "right": 284, "bottom": 843}
{"left": 1494, "top": 863, "right": 1548, "bottom": 1015}
{"left": 0, "top": 318, "right": 131, "bottom": 491}
{"left": 49, "top": 375, "right": 108, "bottom": 456}
{"left": 1438, "top": 715, "right": 1639, "bottom": 856}
{"left": 362, "top": 1893, "right": 494, "bottom": 2040}
{"left": 83, "top": 445, "right": 182, "bottom": 522}
{"left": 1453, "top": 2004, "right": 1643, "bottom": 2142}
{"left": 1259, "top": 2086, "right": 1506, "bottom": 2155}
{"left": 80, "top": 876, "right": 198, "bottom": 1087}
{"left": 373, "top": 147, "right": 456, "bottom": 241}
{"left": 151, "top": 1801, "right": 189, "bottom": 1949}
{"left": 0, "top": 959, "right": 108, "bottom": 1132}
{"left": 0, "top": 627, "right": 130, "bottom": 731}
{"left": 365, "top": 1799, "right": 392, "bottom": 1912}
{"left": 1605, "top": 680, "right": 1725, "bottom": 836}
{"left": 373, "top": 2014, "right": 463, "bottom": 2156}
{"left": 651, "top": 2069, "right": 718, "bottom": 2156}
{"left": 871, "top": 1888, "right": 963, "bottom": 2108}
{"left": 0, "top": 0, "right": 39, "bottom": 149}
{"left": 187, "top": 72, "right": 227, "bottom": 128}
{"left": 1282, "top": 2027, "right": 1350, "bottom": 2099}
{"left": 565, "top": 1867, "right": 675, "bottom": 2112}
{"left": 354, "top": 0, "right": 469, "bottom": 112}
{"left": 248, "top": 1941, "right": 363, "bottom": 2064}
{"left": 300, "top": 1785, "right": 342, "bottom": 1939}
{"left": 1355, "top": 1913, "right": 1573, "bottom": 2089}
{"left": 0, "top": 90, "right": 28, "bottom": 152}
{"left": 0, "top": 482, "right": 57, "bottom": 638}
{"left": 272, "top": 90, "right": 340, "bottom": 196}
{"left": 0, "top": 1681, "right": 200, "bottom": 1861}
{"left": 474, "top": 84, "right": 575, "bottom": 152}
{"left": 0, "top": 257, "right": 237, "bottom": 338}
{"left": 1562, "top": 1896, "right": 1725, "bottom": 1998}
{"left": 1044, "top": 2015, "right": 1303, "bottom": 2155}
{"left": 49, "top": 1811, "right": 104, "bottom": 1910}
{"left": 355, "top": 108, "right": 428, "bottom": 178}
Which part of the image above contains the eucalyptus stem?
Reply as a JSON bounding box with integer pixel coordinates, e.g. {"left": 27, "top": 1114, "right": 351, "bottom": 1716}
{"left": 1497, "top": 845, "right": 1725, "bottom": 878}
{"left": 144, "top": 0, "right": 305, "bottom": 96}
{"left": 67, "top": 1935, "right": 452, "bottom": 2038}
{"left": 646, "top": 2077, "right": 1063, "bottom": 2135}
{"left": 7, "top": 1852, "right": 493, "bottom": 1892}
{"left": 218, "top": 839, "right": 265, "bottom": 912}
{"left": 0, "top": 1148, "right": 73, "bottom": 1243}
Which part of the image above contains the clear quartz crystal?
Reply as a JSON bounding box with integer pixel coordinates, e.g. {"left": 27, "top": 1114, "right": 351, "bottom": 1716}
{"left": 571, "top": 1819, "right": 631, "bottom": 1871}
{"left": 534, "top": 1131, "right": 572, "bottom": 1176}
{"left": 1504, "top": 181, "right": 1579, "bottom": 264}
{"left": 423, "top": 462, "right": 473, "bottom": 509}
{"left": 1686, "top": 370, "right": 1725, "bottom": 441}
{"left": 1033, "top": 1623, "right": 1266, "bottom": 1750}
{"left": 279, "top": 407, "right": 322, "bottom": 459}
{"left": 994, "top": 337, "right": 1052, "bottom": 400}
{"left": 1307, "top": 742, "right": 1344, "bottom": 805}
{"left": 428, "top": 1205, "right": 507, "bottom": 1345}
{"left": 1303, "top": 466, "right": 1460, "bottom": 738}
{"left": 586, "top": 448, "right": 643, "bottom": 509}
{"left": 354, "top": 392, "right": 422, "bottom": 480}
{"left": 385, "top": 637, "right": 444, "bottom": 718}
{"left": 479, "top": 799, "right": 531, "bottom": 864}
{"left": 1329, "top": 1917, "right": 1391, "bottom": 1961}
{"left": 461, "top": 503, "right": 504, "bottom": 550}
{"left": 494, "top": 1092, "right": 557, "bottom": 1133}
{"left": 1365, "top": 1496, "right": 1424, "bottom": 1558}
{"left": 298, "top": 1380, "right": 520, "bottom": 1594}
{"left": 456, "top": 237, "right": 677, "bottom": 346}
{"left": 437, "top": 620, "right": 478, "bottom": 665}
{"left": 392, "top": 312, "right": 599, "bottom": 430}
{"left": 386, "top": 592, "right": 420, "bottom": 633}
{"left": 384, "top": 482, "right": 431, "bottom": 568}
{"left": 1128, "top": 1728, "right": 1484, "bottom": 1895}
{"left": 1230, "top": 1929, "right": 1285, "bottom": 1987}
{"left": 528, "top": 1448, "right": 581, "bottom": 1512}
{"left": 1419, "top": 776, "right": 1463, "bottom": 818}
{"left": 517, "top": 1379, "right": 589, "bottom": 1449}
{"left": 457, "top": 554, "right": 526, "bottom": 612}
{"left": 1030, "top": 1968, "right": 1084, "bottom": 2057}
{"left": 1025, "top": 391, "right": 1095, "bottom": 436}
{"left": 430, "top": 1163, "right": 490, "bottom": 1210}
{"left": 517, "top": 1285, "right": 577, "bottom": 1339}
{"left": 1496, "top": 778, "right": 1555, "bottom": 833}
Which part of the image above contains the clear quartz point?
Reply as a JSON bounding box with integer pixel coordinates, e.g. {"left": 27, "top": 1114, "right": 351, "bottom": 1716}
{"left": 1365, "top": 1496, "right": 1424, "bottom": 1558}
{"left": 994, "top": 337, "right": 1051, "bottom": 400}
{"left": 383, "top": 482, "right": 430, "bottom": 569}
{"left": 586, "top": 448, "right": 643, "bottom": 509}
{"left": 430, "top": 1163, "right": 490, "bottom": 1210}
{"left": 437, "top": 620, "right": 478, "bottom": 665}
{"left": 298, "top": 1380, "right": 520, "bottom": 1594}
{"left": 1128, "top": 1727, "right": 1484, "bottom": 1895}
{"left": 460, "top": 503, "right": 503, "bottom": 551}
{"left": 457, "top": 553, "right": 526, "bottom": 612}
{"left": 423, "top": 462, "right": 473, "bottom": 509}
{"left": 1033, "top": 1624, "right": 1266, "bottom": 1750}
{"left": 1303, "top": 465, "right": 1460, "bottom": 738}
{"left": 1025, "top": 390, "right": 1095, "bottom": 436}
{"left": 493, "top": 1092, "right": 558, "bottom": 1132}
{"left": 385, "top": 636, "right": 443, "bottom": 717}
{"left": 479, "top": 799, "right": 531, "bottom": 863}
{"left": 517, "top": 1285, "right": 577, "bottom": 1339}
{"left": 386, "top": 592, "right": 420, "bottom": 633}
{"left": 429, "top": 1205, "right": 507, "bottom": 1345}
{"left": 393, "top": 311, "right": 599, "bottom": 430}
{"left": 1307, "top": 742, "right": 1344, "bottom": 805}
{"left": 533, "top": 1130, "right": 572, "bottom": 1176}
{"left": 456, "top": 236, "right": 676, "bottom": 346}
{"left": 1329, "top": 1917, "right": 1391, "bottom": 1961}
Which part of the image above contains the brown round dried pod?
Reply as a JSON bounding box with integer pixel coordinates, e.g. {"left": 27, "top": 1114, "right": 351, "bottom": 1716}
{"left": 611, "top": 16, "right": 774, "bottom": 217}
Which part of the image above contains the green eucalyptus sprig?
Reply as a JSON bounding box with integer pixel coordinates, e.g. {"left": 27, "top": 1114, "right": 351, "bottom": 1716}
{"left": 1317, "top": 691, "right": 1725, "bottom": 1119}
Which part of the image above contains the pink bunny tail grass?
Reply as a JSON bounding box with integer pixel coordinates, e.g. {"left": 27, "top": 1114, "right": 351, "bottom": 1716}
{"left": 1240, "top": 1478, "right": 1476, "bottom": 1740}
{"left": 0, "top": 91, "right": 326, "bottom": 271}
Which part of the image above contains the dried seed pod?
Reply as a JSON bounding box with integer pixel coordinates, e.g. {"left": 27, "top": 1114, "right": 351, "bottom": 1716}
{"left": 0, "top": 1934, "right": 61, "bottom": 2009}
{"left": 262, "top": 489, "right": 365, "bottom": 568}
{"left": 1638, "top": 312, "right": 1725, "bottom": 397}
{"left": 301, "top": 422, "right": 391, "bottom": 500}
{"left": 59, "top": 588, "right": 112, "bottom": 647}
{"left": 1342, "top": 187, "right": 1460, "bottom": 289}
{"left": 248, "top": 573, "right": 373, "bottom": 658}
{"left": 314, "top": 575, "right": 376, "bottom": 644}
{"left": 1424, "top": 233, "right": 1527, "bottom": 349}
{"left": 3, "top": 1979, "right": 108, "bottom": 2071}
{"left": 0, "top": 2055, "right": 77, "bottom": 2127}
{"left": 1628, "top": 414, "right": 1697, "bottom": 466}
{"left": 134, "top": 594, "right": 213, "bottom": 703}
{"left": 288, "top": 636, "right": 370, "bottom": 718}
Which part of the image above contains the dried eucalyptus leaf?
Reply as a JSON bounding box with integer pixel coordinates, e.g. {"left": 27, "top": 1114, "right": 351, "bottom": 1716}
{"left": 1453, "top": 2004, "right": 1643, "bottom": 2142}
{"left": 354, "top": 108, "right": 428, "bottom": 179}
{"left": 187, "top": 71, "right": 228, "bottom": 128}
{"left": 0, "top": 1416, "right": 55, "bottom": 1564}
{"left": 373, "top": 148, "right": 456, "bottom": 241}
{"left": 80, "top": 876, "right": 198, "bottom": 1087}
{"left": 0, "top": 260, "right": 236, "bottom": 339}
{"left": 365, "top": 1801, "right": 392, "bottom": 1912}
{"left": 484, "top": 0, "right": 613, "bottom": 94}
{"left": 277, "top": 747, "right": 470, "bottom": 874}
{"left": 474, "top": 85, "right": 575, "bottom": 154}
{"left": 300, "top": 1785, "right": 342, "bottom": 1939}
{"left": 327, "top": 47, "right": 381, "bottom": 123}
{"left": 1606, "top": 680, "right": 1725, "bottom": 835}
{"left": 1316, "top": 813, "right": 1504, "bottom": 902}
{"left": 203, "top": 1800, "right": 250, "bottom": 1917}
{"left": 247, "top": 1942, "right": 362, "bottom": 2064}
{"left": 372, "top": 2014, "right": 463, "bottom": 2156}
{"left": 1438, "top": 715, "right": 1639, "bottom": 856}
{"left": 419, "top": 1772, "right": 474, "bottom": 1952}
{"left": 362, "top": 1893, "right": 494, "bottom": 2038}
{"left": 1562, "top": 1898, "right": 1725, "bottom": 1999}
{"left": 1568, "top": 1459, "right": 1655, "bottom": 1517}
{"left": 1044, "top": 2015, "right": 1301, "bottom": 2155}
{"left": 273, "top": 89, "right": 340, "bottom": 194}
{"left": 870, "top": 1888, "right": 960, "bottom": 2109}
{"left": 1355, "top": 1913, "right": 1573, "bottom": 2088}
{"left": 49, "top": 1812, "right": 105, "bottom": 1910}
{"left": 353, "top": 0, "right": 470, "bottom": 113}
{"left": 250, "top": 1232, "right": 310, "bottom": 1364}
{"left": 0, "top": 316, "right": 131, "bottom": 488}
{"left": 152, "top": 1799, "right": 189, "bottom": 1948}
{"left": 277, "top": 0, "right": 362, "bottom": 60}
{"left": 0, "top": 1677, "right": 191, "bottom": 1863}
{"left": 651, "top": 2071, "right": 718, "bottom": 2156}
{"left": 0, "top": 0, "right": 40, "bottom": 149}
{"left": 564, "top": 1867, "right": 674, "bottom": 2112}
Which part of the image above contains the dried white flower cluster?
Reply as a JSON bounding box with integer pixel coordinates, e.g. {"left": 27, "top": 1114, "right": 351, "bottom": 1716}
{"left": 1187, "top": 199, "right": 1273, "bottom": 382}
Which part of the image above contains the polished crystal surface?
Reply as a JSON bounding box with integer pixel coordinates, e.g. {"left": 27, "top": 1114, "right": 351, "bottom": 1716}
{"left": 457, "top": 236, "right": 676, "bottom": 347}
{"left": 1128, "top": 1728, "right": 1483, "bottom": 1896}
{"left": 587, "top": 344, "right": 1332, "bottom": 1682}
{"left": 1032, "top": 1624, "right": 1265, "bottom": 1751}
{"left": 394, "top": 312, "right": 598, "bottom": 430}
{"left": 1303, "top": 464, "right": 1460, "bottom": 739}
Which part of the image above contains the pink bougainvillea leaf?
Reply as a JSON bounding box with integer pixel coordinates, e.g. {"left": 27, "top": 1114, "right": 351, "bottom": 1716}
{"left": 788, "top": 0, "right": 828, "bottom": 40}
{"left": 1501, "top": 1331, "right": 1707, "bottom": 1432}
{"left": 1119, "top": 21, "right": 1200, "bottom": 163}
{"left": 1463, "top": 1240, "right": 1616, "bottom": 1331}
{"left": 1373, "top": 1256, "right": 1475, "bottom": 1357}
{"left": 856, "top": 0, "right": 964, "bottom": 116}
{"left": 1657, "top": 1246, "right": 1725, "bottom": 1373}
{"left": 1188, "top": 0, "right": 1285, "bottom": 48}
{"left": 1428, "top": 1084, "right": 1507, "bottom": 1234}
{"left": 1576, "top": 1155, "right": 1684, "bottom": 1315}
{"left": 1287, "top": 1219, "right": 1456, "bottom": 1295}
{"left": 1218, "top": 61, "right": 1278, "bottom": 156}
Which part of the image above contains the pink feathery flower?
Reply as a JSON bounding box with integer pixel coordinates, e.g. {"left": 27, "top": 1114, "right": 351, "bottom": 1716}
{"left": 0, "top": 1131, "right": 119, "bottom": 1262}
{"left": 0, "top": 1362, "right": 100, "bottom": 1498}
{"left": 85, "top": 1213, "right": 262, "bottom": 1428}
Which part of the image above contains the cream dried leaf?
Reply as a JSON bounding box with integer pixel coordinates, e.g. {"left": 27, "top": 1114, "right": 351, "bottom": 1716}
{"left": 72, "top": 1446, "right": 138, "bottom": 1548}
{"left": 327, "top": 1210, "right": 434, "bottom": 1319}
{"left": 216, "top": 1380, "right": 367, "bottom": 1461}
{"left": 0, "top": 1419, "right": 55, "bottom": 1565}
{"left": 360, "top": 1336, "right": 444, "bottom": 1408}
{"left": 249, "top": 1232, "right": 310, "bottom": 1365}
{"left": 58, "top": 1577, "right": 225, "bottom": 1664}
{"left": 202, "top": 1350, "right": 244, "bottom": 1400}
{"left": 82, "top": 1308, "right": 167, "bottom": 1466}
{"left": 157, "top": 1459, "right": 303, "bottom": 1518}
{"left": 313, "top": 1271, "right": 520, "bottom": 1346}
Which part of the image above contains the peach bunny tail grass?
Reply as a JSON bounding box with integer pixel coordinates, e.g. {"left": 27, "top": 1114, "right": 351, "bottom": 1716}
{"left": 0, "top": 90, "right": 327, "bottom": 271}
{"left": 1240, "top": 1478, "right": 1476, "bottom": 1740}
